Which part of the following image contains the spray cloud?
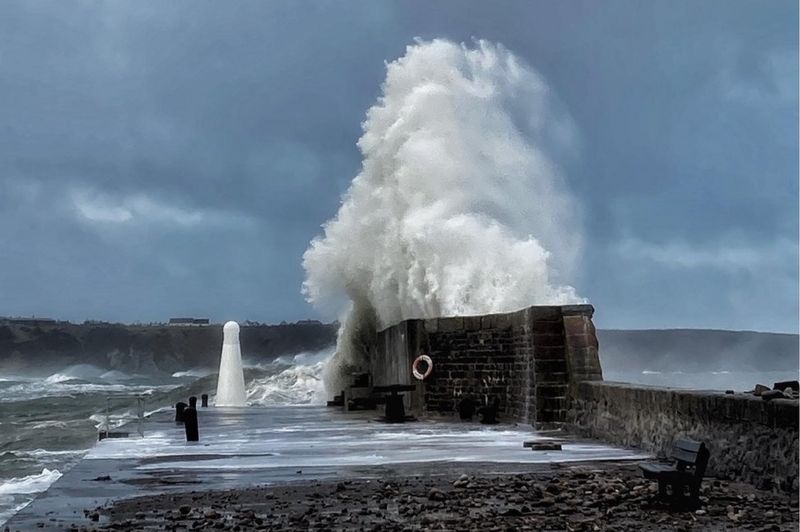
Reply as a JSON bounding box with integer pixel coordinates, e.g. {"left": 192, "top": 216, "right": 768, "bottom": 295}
{"left": 302, "top": 39, "right": 583, "bottom": 391}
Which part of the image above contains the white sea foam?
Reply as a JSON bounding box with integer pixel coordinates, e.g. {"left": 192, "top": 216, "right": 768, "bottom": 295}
{"left": 0, "top": 469, "right": 64, "bottom": 526}
{"left": 302, "top": 39, "right": 583, "bottom": 391}
{"left": 0, "top": 468, "right": 61, "bottom": 496}
{"left": 171, "top": 369, "right": 214, "bottom": 378}
{"left": 246, "top": 350, "right": 332, "bottom": 406}
{"left": 5, "top": 449, "right": 86, "bottom": 458}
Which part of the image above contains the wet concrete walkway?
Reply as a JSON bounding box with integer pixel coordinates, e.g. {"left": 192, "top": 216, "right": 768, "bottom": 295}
{"left": 6, "top": 406, "right": 646, "bottom": 529}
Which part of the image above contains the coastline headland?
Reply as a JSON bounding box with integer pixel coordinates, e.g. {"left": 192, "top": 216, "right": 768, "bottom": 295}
{"left": 0, "top": 319, "right": 338, "bottom": 376}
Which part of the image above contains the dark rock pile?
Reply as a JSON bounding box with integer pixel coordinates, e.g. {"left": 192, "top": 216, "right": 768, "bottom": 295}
{"left": 66, "top": 464, "right": 799, "bottom": 531}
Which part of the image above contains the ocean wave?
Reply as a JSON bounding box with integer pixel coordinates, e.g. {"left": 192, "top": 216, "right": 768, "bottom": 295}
{"left": 246, "top": 350, "right": 332, "bottom": 406}
{"left": 26, "top": 421, "right": 69, "bottom": 430}
{"left": 0, "top": 468, "right": 61, "bottom": 496}
{"left": 171, "top": 369, "right": 214, "bottom": 378}
{"left": 3, "top": 449, "right": 86, "bottom": 458}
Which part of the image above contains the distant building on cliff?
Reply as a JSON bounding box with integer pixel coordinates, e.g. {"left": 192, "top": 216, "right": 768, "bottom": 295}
{"left": 168, "top": 317, "right": 210, "bottom": 326}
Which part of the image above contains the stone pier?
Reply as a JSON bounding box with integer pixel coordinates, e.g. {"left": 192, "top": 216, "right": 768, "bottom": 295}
{"left": 369, "top": 304, "right": 603, "bottom": 425}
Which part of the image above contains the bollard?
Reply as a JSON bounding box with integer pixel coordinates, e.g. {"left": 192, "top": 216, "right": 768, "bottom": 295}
{"left": 189, "top": 396, "right": 197, "bottom": 409}
{"left": 201, "top": 394, "right": 209, "bottom": 408}
{"left": 175, "top": 402, "right": 188, "bottom": 423}
{"left": 184, "top": 407, "right": 199, "bottom": 442}
{"left": 385, "top": 395, "right": 406, "bottom": 422}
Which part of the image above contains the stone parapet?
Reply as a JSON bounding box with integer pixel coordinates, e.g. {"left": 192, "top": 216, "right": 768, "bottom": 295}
{"left": 568, "top": 381, "right": 799, "bottom": 491}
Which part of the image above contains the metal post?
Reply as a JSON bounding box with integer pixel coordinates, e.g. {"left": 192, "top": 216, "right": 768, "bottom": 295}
{"left": 137, "top": 396, "right": 145, "bottom": 437}
{"left": 184, "top": 407, "right": 199, "bottom": 442}
{"left": 105, "top": 397, "right": 111, "bottom": 437}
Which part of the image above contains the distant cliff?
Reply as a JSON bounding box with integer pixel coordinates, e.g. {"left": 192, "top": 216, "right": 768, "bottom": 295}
{"left": 0, "top": 320, "right": 338, "bottom": 376}
{"left": 597, "top": 328, "right": 798, "bottom": 372}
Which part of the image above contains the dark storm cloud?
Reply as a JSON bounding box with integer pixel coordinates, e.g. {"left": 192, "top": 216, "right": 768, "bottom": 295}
{"left": 0, "top": 1, "right": 796, "bottom": 331}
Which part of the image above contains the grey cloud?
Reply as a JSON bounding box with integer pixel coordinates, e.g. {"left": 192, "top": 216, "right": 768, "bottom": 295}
{"left": 0, "top": 0, "right": 796, "bottom": 331}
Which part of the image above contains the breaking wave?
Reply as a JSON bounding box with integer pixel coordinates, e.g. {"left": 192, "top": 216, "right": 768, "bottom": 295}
{"left": 0, "top": 468, "right": 63, "bottom": 525}
{"left": 246, "top": 350, "right": 331, "bottom": 406}
{"left": 303, "top": 39, "right": 584, "bottom": 392}
{"left": 0, "top": 469, "right": 62, "bottom": 497}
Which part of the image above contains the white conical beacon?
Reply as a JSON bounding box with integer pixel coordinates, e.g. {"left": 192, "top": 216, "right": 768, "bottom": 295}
{"left": 215, "top": 321, "right": 247, "bottom": 407}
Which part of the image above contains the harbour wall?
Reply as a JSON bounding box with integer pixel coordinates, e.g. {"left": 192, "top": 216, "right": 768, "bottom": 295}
{"left": 568, "top": 381, "right": 799, "bottom": 491}
{"left": 370, "top": 304, "right": 603, "bottom": 424}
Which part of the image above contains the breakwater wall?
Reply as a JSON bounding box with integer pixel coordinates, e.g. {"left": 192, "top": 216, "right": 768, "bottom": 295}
{"left": 370, "top": 304, "right": 603, "bottom": 424}
{"left": 569, "top": 381, "right": 799, "bottom": 491}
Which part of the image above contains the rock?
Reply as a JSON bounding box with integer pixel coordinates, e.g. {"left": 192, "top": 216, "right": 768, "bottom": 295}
{"left": 180, "top": 505, "right": 191, "bottom": 515}
{"left": 204, "top": 510, "right": 220, "bottom": 519}
{"left": 89, "top": 512, "right": 99, "bottom": 522}
{"left": 538, "top": 497, "right": 555, "bottom": 507}
{"left": 754, "top": 384, "right": 771, "bottom": 396}
{"left": 695, "top": 509, "right": 706, "bottom": 516}
{"left": 760, "top": 390, "right": 784, "bottom": 401}
{"left": 91, "top": 475, "right": 112, "bottom": 482}
{"left": 428, "top": 488, "right": 446, "bottom": 501}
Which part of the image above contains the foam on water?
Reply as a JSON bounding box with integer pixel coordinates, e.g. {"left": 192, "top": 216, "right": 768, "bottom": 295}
{"left": 0, "top": 469, "right": 63, "bottom": 525}
{"left": 0, "top": 469, "right": 62, "bottom": 497}
{"left": 247, "top": 350, "right": 332, "bottom": 406}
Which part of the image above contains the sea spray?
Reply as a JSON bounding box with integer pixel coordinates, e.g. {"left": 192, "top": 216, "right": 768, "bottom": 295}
{"left": 302, "top": 39, "right": 584, "bottom": 393}
{"left": 246, "top": 349, "right": 332, "bottom": 406}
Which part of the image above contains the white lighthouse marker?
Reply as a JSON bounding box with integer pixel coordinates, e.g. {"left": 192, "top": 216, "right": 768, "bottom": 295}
{"left": 215, "top": 321, "right": 247, "bottom": 407}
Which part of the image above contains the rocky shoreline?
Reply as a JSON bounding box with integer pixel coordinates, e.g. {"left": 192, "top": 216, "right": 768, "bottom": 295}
{"left": 61, "top": 462, "right": 799, "bottom": 531}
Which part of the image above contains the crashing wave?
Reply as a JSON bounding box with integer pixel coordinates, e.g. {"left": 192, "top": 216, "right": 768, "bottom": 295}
{"left": 246, "top": 350, "right": 332, "bottom": 406}
{"left": 303, "top": 39, "right": 584, "bottom": 392}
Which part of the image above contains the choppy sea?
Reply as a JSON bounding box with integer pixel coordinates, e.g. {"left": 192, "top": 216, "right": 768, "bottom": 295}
{"left": 0, "top": 350, "right": 330, "bottom": 524}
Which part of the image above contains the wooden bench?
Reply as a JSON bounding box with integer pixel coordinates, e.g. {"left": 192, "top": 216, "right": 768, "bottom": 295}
{"left": 639, "top": 438, "right": 709, "bottom": 507}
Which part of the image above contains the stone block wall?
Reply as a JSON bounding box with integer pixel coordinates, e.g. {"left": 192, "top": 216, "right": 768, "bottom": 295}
{"left": 569, "top": 381, "right": 799, "bottom": 491}
{"left": 369, "top": 305, "right": 603, "bottom": 424}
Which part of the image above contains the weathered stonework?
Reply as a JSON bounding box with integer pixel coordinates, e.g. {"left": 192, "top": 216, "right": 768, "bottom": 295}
{"left": 568, "top": 381, "right": 799, "bottom": 492}
{"left": 369, "top": 305, "right": 603, "bottom": 424}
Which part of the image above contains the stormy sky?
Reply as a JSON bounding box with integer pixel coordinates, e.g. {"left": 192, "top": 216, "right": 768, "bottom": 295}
{"left": 0, "top": 1, "right": 797, "bottom": 332}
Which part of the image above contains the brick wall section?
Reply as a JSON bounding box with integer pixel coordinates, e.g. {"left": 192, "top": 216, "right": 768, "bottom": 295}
{"left": 370, "top": 305, "right": 602, "bottom": 424}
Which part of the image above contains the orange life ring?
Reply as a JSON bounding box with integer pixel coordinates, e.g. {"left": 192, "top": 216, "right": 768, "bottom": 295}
{"left": 412, "top": 354, "right": 433, "bottom": 380}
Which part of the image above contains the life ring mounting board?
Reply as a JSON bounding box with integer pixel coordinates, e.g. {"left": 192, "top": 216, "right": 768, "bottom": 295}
{"left": 412, "top": 354, "right": 433, "bottom": 380}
